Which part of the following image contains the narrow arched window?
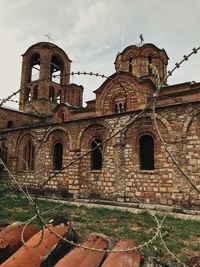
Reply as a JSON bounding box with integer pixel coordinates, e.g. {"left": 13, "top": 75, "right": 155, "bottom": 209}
{"left": 139, "top": 135, "right": 154, "bottom": 170}
{"left": 129, "top": 57, "right": 133, "bottom": 73}
{"left": 59, "top": 112, "right": 65, "bottom": 122}
{"left": 30, "top": 53, "right": 40, "bottom": 82}
{"left": 148, "top": 55, "right": 152, "bottom": 75}
{"left": 32, "top": 85, "right": 38, "bottom": 100}
{"left": 56, "top": 90, "right": 61, "bottom": 104}
{"left": 91, "top": 138, "right": 103, "bottom": 170}
{"left": 113, "top": 94, "right": 127, "bottom": 114}
{"left": 23, "top": 140, "right": 35, "bottom": 171}
{"left": 7, "top": 121, "right": 14, "bottom": 128}
{"left": 115, "top": 103, "right": 118, "bottom": 113}
{"left": 51, "top": 55, "right": 62, "bottom": 84}
{"left": 49, "top": 87, "right": 55, "bottom": 102}
{"left": 53, "top": 142, "right": 63, "bottom": 170}
{"left": 24, "top": 88, "right": 31, "bottom": 102}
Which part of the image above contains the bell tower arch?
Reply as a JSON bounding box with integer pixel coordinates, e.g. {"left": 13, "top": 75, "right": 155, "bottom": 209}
{"left": 19, "top": 42, "right": 71, "bottom": 115}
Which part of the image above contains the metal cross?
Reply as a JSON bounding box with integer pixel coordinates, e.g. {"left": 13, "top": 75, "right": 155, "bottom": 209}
{"left": 139, "top": 34, "right": 144, "bottom": 43}
{"left": 45, "top": 33, "right": 53, "bottom": 42}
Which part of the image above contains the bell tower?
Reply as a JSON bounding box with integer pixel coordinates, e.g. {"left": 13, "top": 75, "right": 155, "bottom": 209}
{"left": 115, "top": 43, "right": 169, "bottom": 85}
{"left": 19, "top": 42, "right": 71, "bottom": 115}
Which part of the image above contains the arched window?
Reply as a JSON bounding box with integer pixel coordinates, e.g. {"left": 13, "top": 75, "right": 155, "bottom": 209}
{"left": 51, "top": 55, "right": 63, "bottom": 84}
{"left": 115, "top": 103, "right": 118, "bottom": 113}
{"left": 139, "top": 135, "right": 154, "bottom": 170}
{"left": 30, "top": 53, "right": 40, "bottom": 82}
{"left": 56, "top": 90, "right": 61, "bottom": 104}
{"left": 32, "top": 85, "right": 38, "bottom": 100}
{"left": 59, "top": 112, "right": 65, "bottom": 122}
{"left": 0, "top": 142, "right": 8, "bottom": 169}
{"left": 129, "top": 57, "right": 133, "bottom": 73}
{"left": 23, "top": 140, "right": 35, "bottom": 171}
{"left": 91, "top": 138, "right": 103, "bottom": 170}
{"left": 53, "top": 142, "right": 63, "bottom": 170}
{"left": 7, "top": 121, "right": 14, "bottom": 128}
{"left": 148, "top": 55, "right": 152, "bottom": 75}
{"left": 49, "top": 87, "right": 55, "bottom": 102}
{"left": 113, "top": 94, "right": 127, "bottom": 113}
{"left": 24, "top": 88, "right": 31, "bottom": 102}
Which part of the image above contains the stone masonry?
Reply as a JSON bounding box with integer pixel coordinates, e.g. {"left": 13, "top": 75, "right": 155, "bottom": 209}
{"left": 0, "top": 41, "right": 199, "bottom": 207}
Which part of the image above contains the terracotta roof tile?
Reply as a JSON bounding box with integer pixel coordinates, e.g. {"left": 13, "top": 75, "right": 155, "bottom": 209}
{"left": 101, "top": 240, "right": 140, "bottom": 267}
{"left": 1, "top": 224, "right": 70, "bottom": 267}
{"left": 0, "top": 223, "right": 142, "bottom": 267}
{"left": 0, "top": 223, "right": 37, "bottom": 264}
{"left": 55, "top": 233, "right": 109, "bottom": 267}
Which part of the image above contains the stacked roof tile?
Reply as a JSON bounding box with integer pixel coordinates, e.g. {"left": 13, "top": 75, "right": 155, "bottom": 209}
{"left": 0, "top": 222, "right": 141, "bottom": 267}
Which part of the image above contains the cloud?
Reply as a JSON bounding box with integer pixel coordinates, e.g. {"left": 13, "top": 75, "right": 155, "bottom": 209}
{"left": 0, "top": 0, "right": 200, "bottom": 104}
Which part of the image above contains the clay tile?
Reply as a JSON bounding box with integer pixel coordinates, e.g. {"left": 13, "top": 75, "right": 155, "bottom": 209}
{"left": 0, "top": 224, "right": 38, "bottom": 264}
{"left": 101, "top": 239, "right": 141, "bottom": 267}
{"left": 0, "top": 238, "right": 9, "bottom": 250}
{"left": 1, "top": 225, "right": 69, "bottom": 267}
{"left": 55, "top": 233, "right": 109, "bottom": 267}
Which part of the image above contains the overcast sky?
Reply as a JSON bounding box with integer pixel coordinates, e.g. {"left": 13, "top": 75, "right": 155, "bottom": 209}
{"left": 0, "top": 0, "right": 200, "bottom": 107}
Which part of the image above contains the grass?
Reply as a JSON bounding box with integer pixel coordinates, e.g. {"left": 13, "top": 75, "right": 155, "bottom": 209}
{"left": 0, "top": 195, "right": 199, "bottom": 266}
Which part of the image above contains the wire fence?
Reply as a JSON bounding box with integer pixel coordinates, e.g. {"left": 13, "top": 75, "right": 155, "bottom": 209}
{"left": 0, "top": 46, "right": 200, "bottom": 266}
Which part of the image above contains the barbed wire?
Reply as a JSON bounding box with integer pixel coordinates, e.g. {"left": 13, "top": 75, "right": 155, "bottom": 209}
{"left": 0, "top": 45, "right": 199, "bottom": 266}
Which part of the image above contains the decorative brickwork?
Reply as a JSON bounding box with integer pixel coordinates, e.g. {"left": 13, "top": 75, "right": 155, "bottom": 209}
{"left": 0, "top": 41, "right": 199, "bottom": 207}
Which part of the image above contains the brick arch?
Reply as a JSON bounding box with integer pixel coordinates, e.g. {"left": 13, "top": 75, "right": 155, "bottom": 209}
{"left": 124, "top": 113, "right": 174, "bottom": 159}
{"left": 44, "top": 128, "right": 70, "bottom": 172}
{"left": 98, "top": 77, "right": 141, "bottom": 115}
{"left": 77, "top": 121, "right": 110, "bottom": 148}
{"left": 51, "top": 50, "right": 68, "bottom": 69}
{"left": 111, "top": 91, "right": 131, "bottom": 113}
{"left": 125, "top": 113, "right": 174, "bottom": 142}
{"left": 123, "top": 51, "right": 138, "bottom": 61}
{"left": 48, "top": 131, "right": 69, "bottom": 154}
{"left": 80, "top": 123, "right": 108, "bottom": 149}
{"left": 135, "top": 130, "right": 158, "bottom": 153}
{"left": 153, "top": 113, "right": 174, "bottom": 141}
{"left": 124, "top": 119, "right": 164, "bottom": 172}
{"left": 23, "top": 51, "right": 41, "bottom": 84}
{"left": 15, "top": 132, "right": 36, "bottom": 154}
{"left": 15, "top": 132, "right": 36, "bottom": 171}
{"left": 50, "top": 50, "right": 70, "bottom": 86}
{"left": 53, "top": 105, "right": 71, "bottom": 122}
{"left": 23, "top": 49, "right": 41, "bottom": 73}
{"left": 43, "top": 126, "right": 71, "bottom": 148}
{"left": 126, "top": 123, "right": 160, "bottom": 159}
{"left": 183, "top": 110, "right": 200, "bottom": 136}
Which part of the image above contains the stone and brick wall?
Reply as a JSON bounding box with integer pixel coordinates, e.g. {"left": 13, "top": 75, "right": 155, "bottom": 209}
{"left": 0, "top": 41, "right": 199, "bottom": 208}
{"left": 1, "top": 102, "right": 199, "bottom": 207}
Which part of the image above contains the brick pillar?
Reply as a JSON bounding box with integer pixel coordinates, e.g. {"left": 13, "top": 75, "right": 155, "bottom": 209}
{"left": 68, "top": 150, "right": 81, "bottom": 198}
{"left": 113, "top": 132, "right": 127, "bottom": 202}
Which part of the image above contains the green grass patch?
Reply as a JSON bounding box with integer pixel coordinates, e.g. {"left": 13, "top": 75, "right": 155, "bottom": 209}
{"left": 0, "top": 195, "right": 199, "bottom": 266}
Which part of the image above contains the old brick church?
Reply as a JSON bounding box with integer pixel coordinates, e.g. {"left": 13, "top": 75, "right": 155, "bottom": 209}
{"left": 0, "top": 41, "right": 199, "bottom": 207}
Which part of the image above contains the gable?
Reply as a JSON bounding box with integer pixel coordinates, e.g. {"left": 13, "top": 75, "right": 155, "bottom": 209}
{"left": 95, "top": 72, "right": 155, "bottom": 115}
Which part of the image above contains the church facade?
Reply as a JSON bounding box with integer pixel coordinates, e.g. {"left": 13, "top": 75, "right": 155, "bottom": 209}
{"left": 0, "top": 42, "right": 199, "bottom": 207}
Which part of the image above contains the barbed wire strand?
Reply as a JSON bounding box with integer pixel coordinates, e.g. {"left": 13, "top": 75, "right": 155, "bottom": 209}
{"left": 0, "top": 46, "right": 199, "bottom": 264}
